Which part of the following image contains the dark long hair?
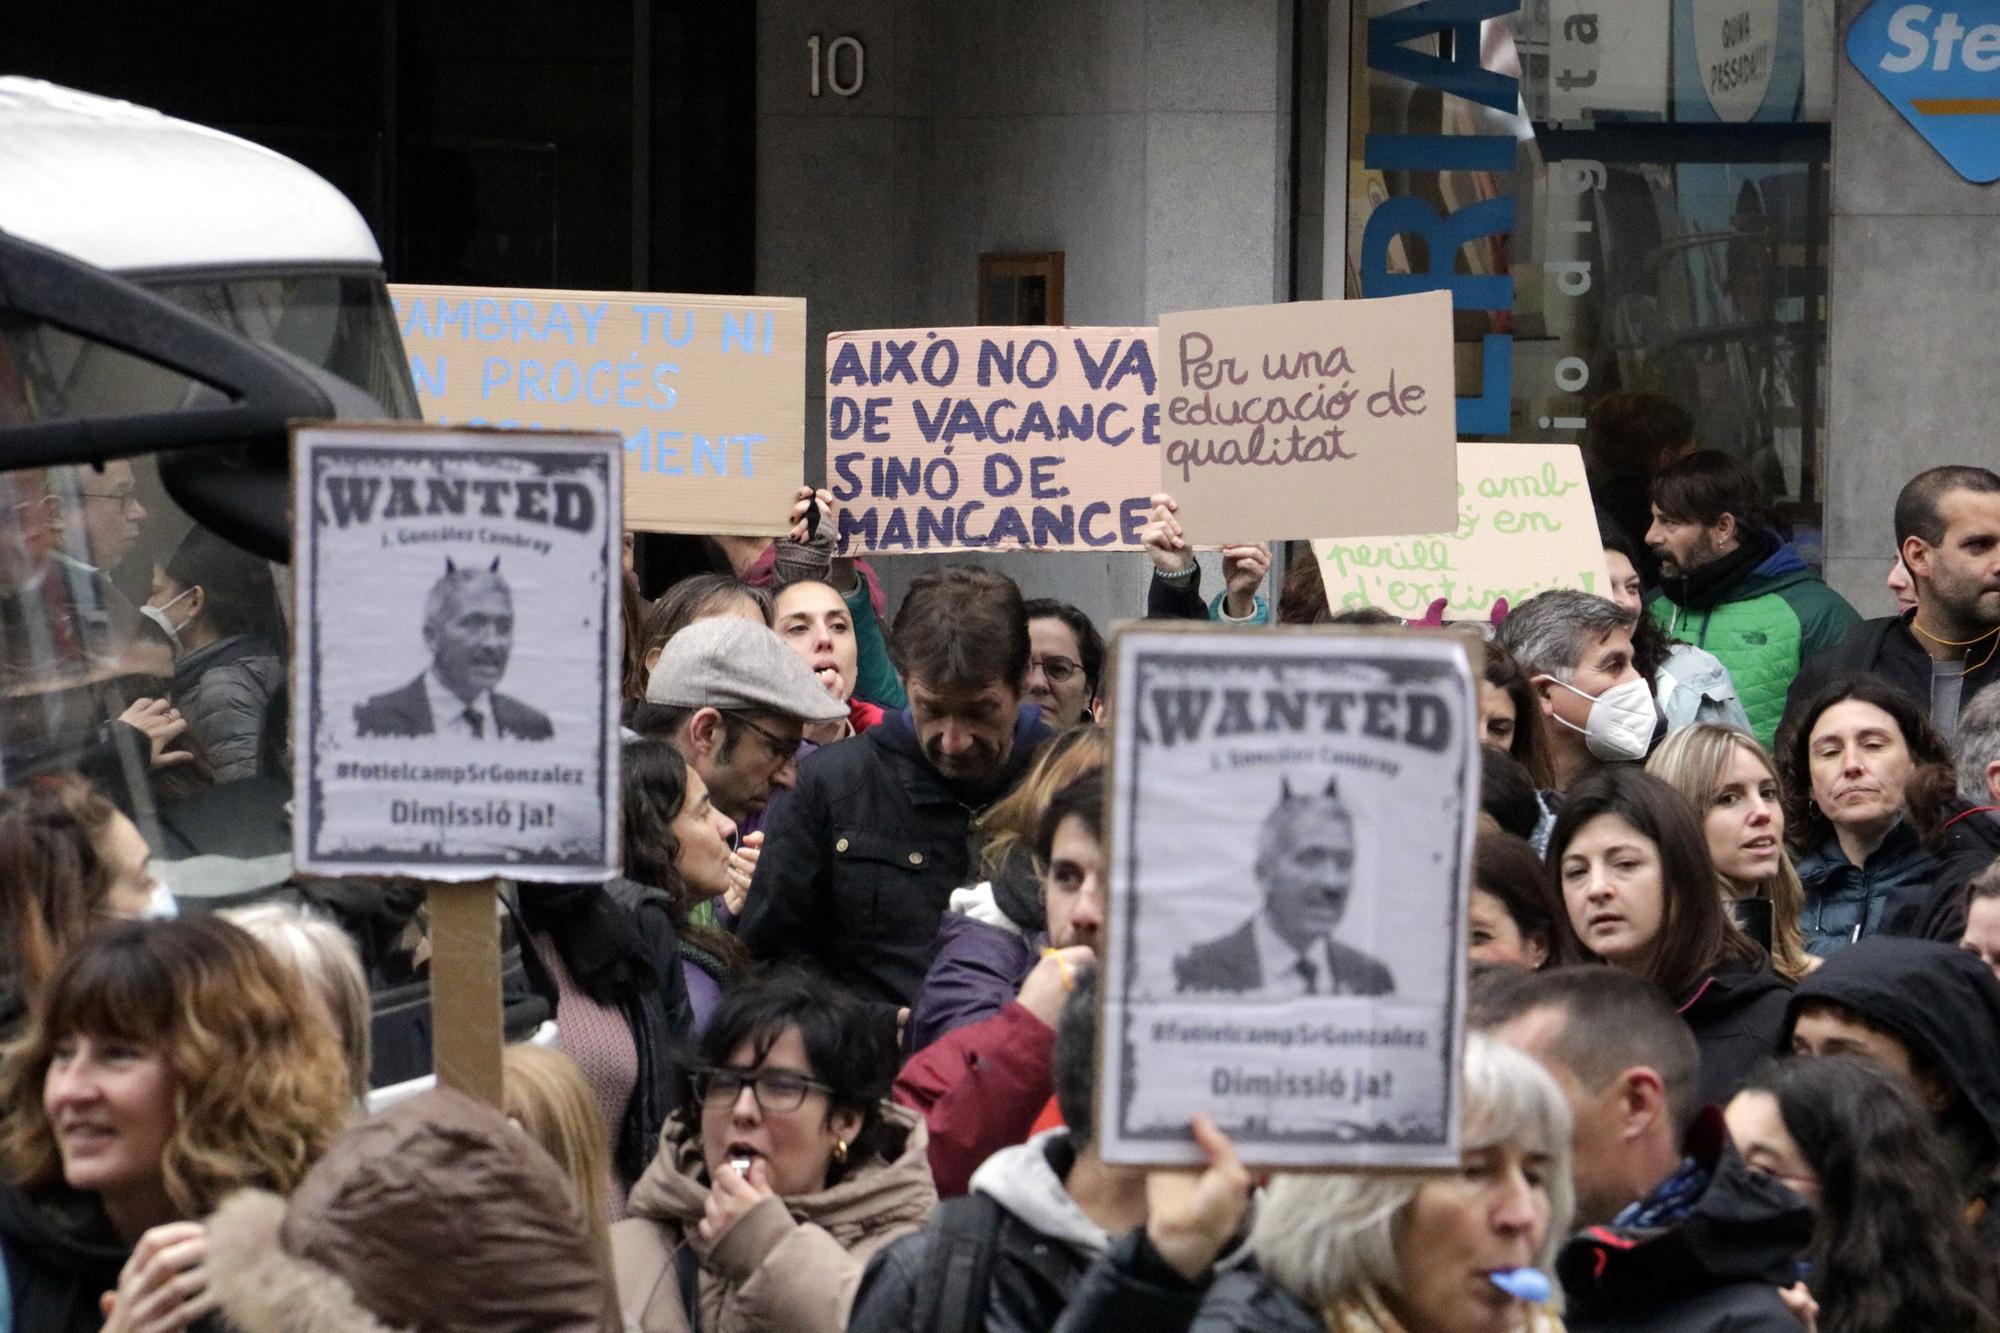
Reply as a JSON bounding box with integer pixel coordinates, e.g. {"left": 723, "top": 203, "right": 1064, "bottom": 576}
{"left": 1743, "top": 1056, "right": 2000, "bottom": 1333}
{"left": 1775, "top": 674, "right": 1956, "bottom": 855}
{"left": 1600, "top": 522, "right": 1672, "bottom": 681}
{"left": 1483, "top": 641, "right": 1556, "bottom": 789}
{"left": 687, "top": 970, "right": 896, "bottom": 1185}
{"left": 619, "top": 739, "right": 748, "bottom": 982}
{"left": 1546, "top": 766, "right": 1761, "bottom": 998}
{"left": 1473, "top": 829, "right": 1560, "bottom": 967}
{"left": 163, "top": 525, "right": 285, "bottom": 648}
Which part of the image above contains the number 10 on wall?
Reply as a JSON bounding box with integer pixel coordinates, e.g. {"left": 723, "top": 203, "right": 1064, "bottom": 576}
{"left": 807, "top": 34, "right": 866, "bottom": 97}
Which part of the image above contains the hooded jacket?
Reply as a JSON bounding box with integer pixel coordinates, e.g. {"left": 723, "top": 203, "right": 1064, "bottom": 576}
{"left": 204, "top": 1087, "right": 621, "bottom": 1333}
{"left": 1889, "top": 801, "right": 2000, "bottom": 944}
{"left": 1557, "top": 1115, "right": 1812, "bottom": 1333}
{"left": 617, "top": 1101, "right": 938, "bottom": 1333}
{"left": 1795, "top": 817, "right": 1938, "bottom": 958}
{"left": 848, "top": 1129, "right": 1112, "bottom": 1333}
{"left": 1782, "top": 936, "right": 2000, "bottom": 1229}
{"left": 0, "top": 1179, "right": 132, "bottom": 1333}
{"left": 738, "top": 704, "right": 1051, "bottom": 1008}
{"left": 1678, "top": 957, "right": 1793, "bottom": 1107}
{"left": 1648, "top": 530, "right": 1859, "bottom": 746}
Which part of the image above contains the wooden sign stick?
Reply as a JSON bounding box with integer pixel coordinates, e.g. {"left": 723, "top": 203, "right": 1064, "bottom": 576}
{"left": 427, "top": 879, "right": 505, "bottom": 1108}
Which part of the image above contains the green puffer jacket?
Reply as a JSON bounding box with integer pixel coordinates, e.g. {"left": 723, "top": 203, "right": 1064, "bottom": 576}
{"left": 1648, "top": 534, "right": 1859, "bottom": 748}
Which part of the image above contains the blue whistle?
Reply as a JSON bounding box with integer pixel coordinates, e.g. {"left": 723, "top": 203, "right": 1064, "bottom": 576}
{"left": 1488, "top": 1268, "right": 1551, "bottom": 1303}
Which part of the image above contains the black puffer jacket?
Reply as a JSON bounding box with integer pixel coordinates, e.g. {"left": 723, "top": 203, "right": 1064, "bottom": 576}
{"left": 171, "top": 634, "right": 282, "bottom": 783}
{"left": 1558, "top": 1121, "right": 1812, "bottom": 1333}
{"left": 738, "top": 706, "right": 1050, "bottom": 1009}
{"left": 0, "top": 1179, "right": 133, "bottom": 1333}
{"left": 1048, "top": 1239, "right": 1314, "bottom": 1333}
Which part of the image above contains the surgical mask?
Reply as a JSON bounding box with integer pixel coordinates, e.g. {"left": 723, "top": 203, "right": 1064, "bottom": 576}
{"left": 139, "top": 879, "right": 179, "bottom": 920}
{"left": 139, "top": 585, "right": 195, "bottom": 645}
{"left": 1545, "top": 674, "right": 1658, "bottom": 762}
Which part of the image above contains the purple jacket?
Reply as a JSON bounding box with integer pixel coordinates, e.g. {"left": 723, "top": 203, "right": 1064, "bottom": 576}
{"left": 902, "top": 913, "right": 1039, "bottom": 1058}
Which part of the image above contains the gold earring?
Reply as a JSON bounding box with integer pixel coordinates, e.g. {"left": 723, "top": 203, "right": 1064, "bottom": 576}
{"left": 832, "top": 1138, "right": 849, "bottom": 1165}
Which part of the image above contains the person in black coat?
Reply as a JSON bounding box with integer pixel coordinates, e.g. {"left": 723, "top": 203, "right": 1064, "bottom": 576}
{"left": 516, "top": 879, "right": 694, "bottom": 1194}
{"left": 739, "top": 566, "right": 1051, "bottom": 1012}
{"left": 1544, "top": 767, "right": 1791, "bottom": 1107}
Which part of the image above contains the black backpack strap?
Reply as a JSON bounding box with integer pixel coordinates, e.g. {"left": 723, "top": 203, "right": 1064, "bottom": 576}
{"left": 911, "top": 1193, "right": 1006, "bottom": 1333}
{"left": 676, "top": 1240, "right": 703, "bottom": 1333}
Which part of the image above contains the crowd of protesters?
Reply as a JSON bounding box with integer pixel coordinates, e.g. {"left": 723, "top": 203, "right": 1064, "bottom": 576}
{"left": 0, "top": 417, "right": 1997, "bottom": 1333}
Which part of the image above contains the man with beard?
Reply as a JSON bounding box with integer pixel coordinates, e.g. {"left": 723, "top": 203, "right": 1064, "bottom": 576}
{"left": 356, "top": 560, "right": 552, "bottom": 740}
{"left": 1644, "top": 451, "right": 1857, "bottom": 748}
{"left": 740, "top": 564, "right": 1049, "bottom": 1011}
{"left": 1787, "top": 466, "right": 2000, "bottom": 742}
{"left": 893, "top": 775, "right": 1103, "bottom": 1196}
{"left": 1173, "top": 775, "right": 1395, "bottom": 997}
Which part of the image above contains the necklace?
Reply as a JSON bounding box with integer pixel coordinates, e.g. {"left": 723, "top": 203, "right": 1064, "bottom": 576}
{"left": 1910, "top": 617, "right": 2000, "bottom": 676}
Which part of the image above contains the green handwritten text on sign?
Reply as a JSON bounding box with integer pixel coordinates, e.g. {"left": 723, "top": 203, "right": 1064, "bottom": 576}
{"left": 1312, "top": 443, "right": 1603, "bottom": 619}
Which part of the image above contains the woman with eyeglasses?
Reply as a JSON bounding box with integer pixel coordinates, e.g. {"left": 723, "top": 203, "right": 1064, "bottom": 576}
{"left": 614, "top": 971, "right": 937, "bottom": 1333}
{"left": 1726, "top": 1056, "right": 2000, "bottom": 1333}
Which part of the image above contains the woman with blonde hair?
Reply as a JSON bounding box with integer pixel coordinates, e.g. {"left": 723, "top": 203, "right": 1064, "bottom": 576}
{"left": 1648, "top": 723, "right": 1816, "bottom": 981}
{"left": 505, "top": 1043, "right": 616, "bottom": 1267}
{"left": 903, "top": 726, "right": 1109, "bottom": 1054}
{"left": 223, "top": 901, "right": 375, "bottom": 1104}
{"left": 0, "top": 916, "right": 354, "bottom": 1331}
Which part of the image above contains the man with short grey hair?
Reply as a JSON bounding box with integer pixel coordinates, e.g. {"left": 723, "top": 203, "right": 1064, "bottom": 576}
{"left": 637, "top": 615, "right": 848, "bottom": 823}
{"left": 356, "top": 559, "right": 552, "bottom": 741}
{"left": 1890, "top": 684, "right": 2000, "bottom": 942}
{"left": 1498, "top": 589, "right": 1657, "bottom": 789}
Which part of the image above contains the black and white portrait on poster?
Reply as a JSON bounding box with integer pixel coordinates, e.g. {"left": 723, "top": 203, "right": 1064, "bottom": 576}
{"left": 1098, "top": 625, "right": 1478, "bottom": 1169}
{"left": 293, "top": 424, "right": 621, "bottom": 881}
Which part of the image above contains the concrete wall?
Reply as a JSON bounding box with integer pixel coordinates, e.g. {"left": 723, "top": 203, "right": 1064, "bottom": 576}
{"left": 1823, "top": 0, "right": 2000, "bottom": 617}
{"left": 756, "top": 0, "right": 1293, "bottom": 627}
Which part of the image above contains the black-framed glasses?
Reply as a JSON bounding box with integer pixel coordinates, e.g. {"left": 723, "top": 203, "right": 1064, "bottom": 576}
{"left": 1031, "top": 655, "right": 1082, "bottom": 685}
{"left": 731, "top": 714, "right": 802, "bottom": 764}
{"left": 78, "top": 489, "right": 142, "bottom": 510}
{"left": 694, "top": 1065, "right": 833, "bottom": 1112}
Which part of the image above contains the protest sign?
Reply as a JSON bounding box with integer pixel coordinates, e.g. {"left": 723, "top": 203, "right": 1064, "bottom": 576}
{"left": 1157, "top": 291, "right": 1457, "bottom": 544}
{"left": 1312, "top": 443, "right": 1604, "bottom": 620}
{"left": 1098, "top": 624, "right": 1477, "bottom": 1170}
{"left": 390, "top": 284, "right": 805, "bottom": 536}
{"left": 292, "top": 423, "right": 621, "bottom": 882}
{"left": 824, "top": 326, "right": 1159, "bottom": 554}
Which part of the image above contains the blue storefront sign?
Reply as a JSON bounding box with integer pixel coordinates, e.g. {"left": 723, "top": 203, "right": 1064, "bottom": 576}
{"left": 1847, "top": 1, "right": 2000, "bottom": 182}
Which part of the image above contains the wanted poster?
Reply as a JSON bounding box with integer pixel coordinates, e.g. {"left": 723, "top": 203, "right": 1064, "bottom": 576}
{"left": 293, "top": 424, "right": 621, "bottom": 881}
{"left": 1099, "top": 625, "right": 1478, "bottom": 1169}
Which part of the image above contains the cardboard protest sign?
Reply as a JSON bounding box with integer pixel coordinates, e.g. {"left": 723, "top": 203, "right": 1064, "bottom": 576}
{"left": 824, "top": 327, "right": 1159, "bottom": 554}
{"left": 1099, "top": 624, "right": 1477, "bottom": 1170}
{"left": 1157, "top": 291, "right": 1457, "bottom": 544}
{"left": 391, "top": 284, "right": 805, "bottom": 536}
{"left": 1312, "top": 443, "right": 1603, "bottom": 620}
{"left": 292, "top": 423, "right": 621, "bottom": 882}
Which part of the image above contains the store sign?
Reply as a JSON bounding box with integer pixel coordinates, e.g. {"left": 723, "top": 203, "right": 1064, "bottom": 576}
{"left": 1360, "top": 0, "right": 1522, "bottom": 435}
{"left": 1848, "top": 1, "right": 2000, "bottom": 182}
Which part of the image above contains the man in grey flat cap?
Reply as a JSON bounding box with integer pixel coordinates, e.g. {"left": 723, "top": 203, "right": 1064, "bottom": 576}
{"left": 640, "top": 616, "right": 848, "bottom": 824}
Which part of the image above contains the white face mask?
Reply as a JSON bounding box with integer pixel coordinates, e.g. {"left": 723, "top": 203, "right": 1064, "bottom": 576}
{"left": 1546, "top": 674, "right": 1658, "bottom": 762}
{"left": 139, "top": 584, "right": 196, "bottom": 646}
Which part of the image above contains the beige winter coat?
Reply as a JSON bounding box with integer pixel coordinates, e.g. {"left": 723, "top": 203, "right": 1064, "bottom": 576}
{"left": 613, "top": 1101, "right": 937, "bottom": 1333}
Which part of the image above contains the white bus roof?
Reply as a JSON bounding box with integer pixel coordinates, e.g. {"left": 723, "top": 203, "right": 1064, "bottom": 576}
{"left": 0, "top": 77, "right": 381, "bottom": 273}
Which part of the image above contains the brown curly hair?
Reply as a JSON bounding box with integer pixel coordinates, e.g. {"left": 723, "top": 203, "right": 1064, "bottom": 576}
{"left": 0, "top": 774, "right": 124, "bottom": 1009}
{"left": 0, "top": 917, "right": 354, "bottom": 1218}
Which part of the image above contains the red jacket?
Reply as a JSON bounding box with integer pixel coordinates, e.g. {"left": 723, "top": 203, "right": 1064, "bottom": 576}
{"left": 892, "top": 1002, "right": 1055, "bottom": 1198}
